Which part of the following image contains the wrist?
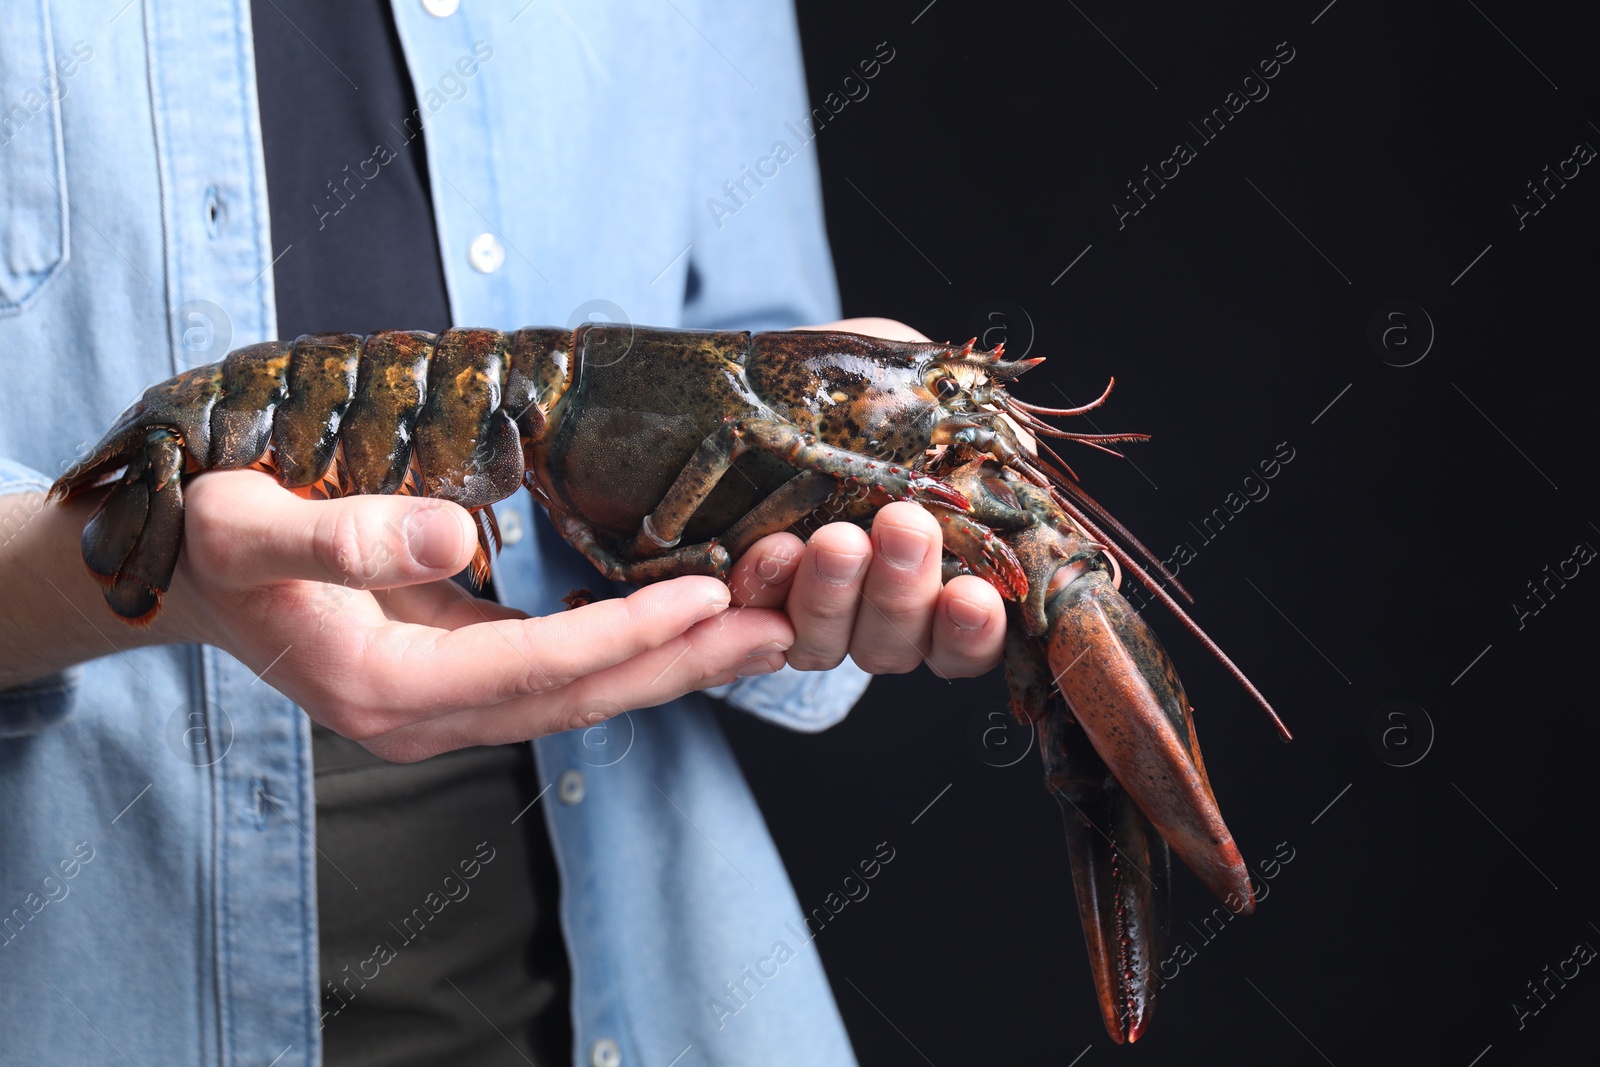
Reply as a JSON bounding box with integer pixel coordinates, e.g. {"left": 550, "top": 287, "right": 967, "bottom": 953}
{"left": 0, "top": 491, "right": 169, "bottom": 689}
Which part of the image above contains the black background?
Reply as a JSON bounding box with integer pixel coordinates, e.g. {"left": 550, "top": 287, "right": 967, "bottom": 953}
{"left": 719, "top": 2, "right": 1599, "bottom": 1064}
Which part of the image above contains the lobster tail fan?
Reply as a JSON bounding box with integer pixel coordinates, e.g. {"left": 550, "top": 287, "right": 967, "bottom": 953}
{"left": 78, "top": 428, "right": 188, "bottom": 625}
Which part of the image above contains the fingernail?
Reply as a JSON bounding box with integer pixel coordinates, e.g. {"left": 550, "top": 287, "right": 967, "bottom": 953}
{"left": 694, "top": 596, "right": 730, "bottom": 623}
{"left": 754, "top": 551, "right": 799, "bottom": 585}
{"left": 736, "top": 653, "right": 785, "bottom": 678}
{"left": 815, "top": 550, "right": 867, "bottom": 585}
{"left": 876, "top": 524, "right": 931, "bottom": 569}
{"left": 745, "top": 640, "right": 792, "bottom": 658}
{"left": 407, "top": 506, "right": 468, "bottom": 570}
{"left": 947, "top": 595, "right": 989, "bottom": 632}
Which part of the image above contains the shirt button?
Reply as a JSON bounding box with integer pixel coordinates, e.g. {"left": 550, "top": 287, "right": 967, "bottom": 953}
{"left": 499, "top": 508, "right": 524, "bottom": 546}
{"left": 421, "top": 0, "right": 459, "bottom": 17}
{"left": 558, "top": 770, "right": 586, "bottom": 805}
{"left": 469, "top": 232, "right": 505, "bottom": 273}
{"left": 589, "top": 1038, "right": 622, "bottom": 1067}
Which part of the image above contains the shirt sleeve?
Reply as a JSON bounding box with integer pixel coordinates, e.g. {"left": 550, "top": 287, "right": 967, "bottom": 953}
{"left": 0, "top": 457, "right": 54, "bottom": 497}
{"left": 704, "top": 660, "right": 872, "bottom": 733}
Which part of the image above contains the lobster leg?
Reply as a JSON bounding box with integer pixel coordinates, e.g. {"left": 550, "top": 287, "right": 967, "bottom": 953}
{"left": 1045, "top": 570, "right": 1255, "bottom": 913}
{"left": 628, "top": 419, "right": 968, "bottom": 562}
{"left": 630, "top": 424, "right": 742, "bottom": 555}
{"left": 1009, "top": 628, "right": 1170, "bottom": 1044}
{"left": 547, "top": 503, "right": 732, "bottom": 584}
{"left": 731, "top": 418, "right": 970, "bottom": 512}
{"left": 721, "top": 471, "right": 839, "bottom": 557}
{"left": 631, "top": 417, "right": 973, "bottom": 559}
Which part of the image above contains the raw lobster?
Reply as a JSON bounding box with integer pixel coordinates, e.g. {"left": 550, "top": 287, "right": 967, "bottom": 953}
{"left": 50, "top": 324, "right": 1289, "bottom": 1041}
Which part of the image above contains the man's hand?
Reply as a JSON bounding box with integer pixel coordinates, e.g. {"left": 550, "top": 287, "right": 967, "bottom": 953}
{"left": 725, "top": 317, "right": 1008, "bottom": 681}
{"left": 1, "top": 472, "right": 792, "bottom": 762}
{"left": 154, "top": 472, "right": 793, "bottom": 762}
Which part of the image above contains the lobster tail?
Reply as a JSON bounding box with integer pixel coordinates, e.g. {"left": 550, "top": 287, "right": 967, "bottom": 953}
{"left": 49, "top": 327, "right": 578, "bottom": 623}
{"left": 77, "top": 428, "right": 187, "bottom": 623}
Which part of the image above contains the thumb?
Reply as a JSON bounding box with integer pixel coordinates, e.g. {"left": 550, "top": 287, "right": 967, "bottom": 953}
{"left": 185, "top": 470, "right": 479, "bottom": 590}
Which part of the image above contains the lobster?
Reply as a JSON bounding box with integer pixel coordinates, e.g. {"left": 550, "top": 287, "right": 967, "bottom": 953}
{"left": 50, "top": 324, "right": 1290, "bottom": 1042}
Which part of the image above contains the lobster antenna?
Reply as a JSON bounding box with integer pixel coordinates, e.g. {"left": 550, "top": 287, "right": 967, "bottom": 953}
{"left": 1001, "top": 405, "right": 1097, "bottom": 463}
{"left": 991, "top": 378, "right": 1191, "bottom": 603}
{"left": 999, "top": 399, "right": 1147, "bottom": 453}
{"left": 1005, "top": 376, "right": 1117, "bottom": 417}
{"left": 996, "top": 394, "right": 1148, "bottom": 447}
{"left": 1026, "top": 442, "right": 1195, "bottom": 605}
{"left": 1042, "top": 488, "right": 1291, "bottom": 741}
{"left": 1032, "top": 427, "right": 1147, "bottom": 451}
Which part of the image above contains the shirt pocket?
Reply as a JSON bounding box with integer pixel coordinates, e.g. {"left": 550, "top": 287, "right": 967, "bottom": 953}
{"left": 0, "top": 0, "right": 70, "bottom": 315}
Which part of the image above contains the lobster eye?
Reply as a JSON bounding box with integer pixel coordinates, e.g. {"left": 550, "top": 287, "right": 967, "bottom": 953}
{"left": 934, "top": 376, "right": 961, "bottom": 401}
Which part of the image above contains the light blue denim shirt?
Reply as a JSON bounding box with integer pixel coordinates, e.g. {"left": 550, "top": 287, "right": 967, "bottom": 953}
{"left": 0, "top": 3, "right": 867, "bottom": 1064}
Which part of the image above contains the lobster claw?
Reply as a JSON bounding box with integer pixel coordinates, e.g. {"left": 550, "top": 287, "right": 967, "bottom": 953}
{"left": 1049, "top": 747, "right": 1170, "bottom": 1044}
{"left": 1010, "top": 630, "right": 1170, "bottom": 1043}
{"left": 1045, "top": 570, "right": 1256, "bottom": 915}
{"left": 929, "top": 504, "right": 1030, "bottom": 602}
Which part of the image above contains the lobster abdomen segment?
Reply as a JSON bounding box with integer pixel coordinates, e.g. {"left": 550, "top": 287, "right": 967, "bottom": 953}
{"left": 413, "top": 328, "right": 524, "bottom": 507}
{"left": 270, "top": 333, "right": 361, "bottom": 488}
{"left": 339, "top": 331, "right": 432, "bottom": 495}
{"left": 209, "top": 341, "right": 292, "bottom": 468}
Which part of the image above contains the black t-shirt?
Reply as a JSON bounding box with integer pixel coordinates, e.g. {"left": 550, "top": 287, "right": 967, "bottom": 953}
{"left": 251, "top": 3, "right": 570, "bottom": 1063}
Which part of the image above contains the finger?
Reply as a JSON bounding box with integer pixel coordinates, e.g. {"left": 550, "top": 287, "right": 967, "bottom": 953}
{"left": 782, "top": 521, "right": 872, "bottom": 671}
{"left": 341, "top": 575, "right": 738, "bottom": 723}
{"left": 372, "top": 578, "right": 529, "bottom": 629}
{"left": 364, "top": 607, "right": 794, "bottom": 759}
{"left": 926, "top": 575, "right": 1007, "bottom": 679}
{"left": 546, "top": 605, "right": 794, "bottom": 724}
{"left": 801, "top": 317, "right": 932, "bottom": 343}
{"left": 184, "top": 470, "right": 478, "bottom": 592}
{"left": 849, "top": 502, "right": 941, "bottom": 674}
{"left": 727, "top": 532, "right": 804, "bottom": 609}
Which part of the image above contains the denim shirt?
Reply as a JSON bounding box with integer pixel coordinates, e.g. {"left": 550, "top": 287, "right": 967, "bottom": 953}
{"left": 0, "top": 3, "right": 866, "bottom": 1064}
